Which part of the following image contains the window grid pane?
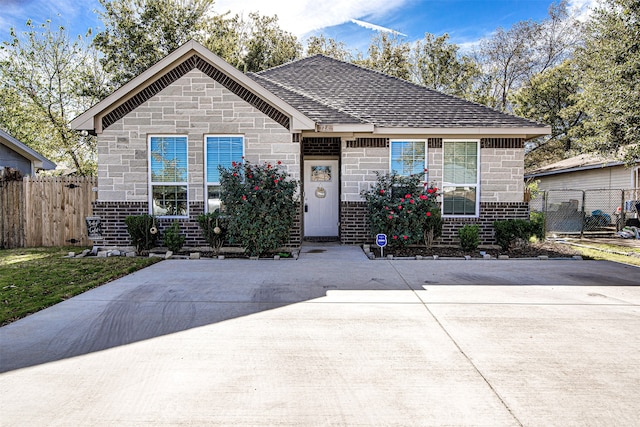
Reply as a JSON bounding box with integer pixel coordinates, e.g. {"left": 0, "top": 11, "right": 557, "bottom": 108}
{"left": 150, "top": 136, "right": 188, "bottom": 183}
{"left": 206, "top": 136, "right": 243, "bottom": 183}
{"left": 443, "top": 141, "right": 478, "bottom": 216}
{"left": 444, "top": 142, "right": 477, "bottom": 185}
{"left": 442, "top": 186, "right": 476, "bottom": 215}
{"left": 207, "top": 185, "right": 222, "bottom": 212}
{"left": 391, "top": 141, "right": 425, "bottom": 176}
{"left": 152, "top": 185, "right": 188, "bottom": 216}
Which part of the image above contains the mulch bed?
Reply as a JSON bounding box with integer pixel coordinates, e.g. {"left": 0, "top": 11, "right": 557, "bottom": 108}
{"left": 369, "top": 240, "right": 583, "bottom": 259}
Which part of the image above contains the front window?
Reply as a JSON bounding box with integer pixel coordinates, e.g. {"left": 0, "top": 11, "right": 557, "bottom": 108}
{"left": 205, "top": 135, "right": 244, "bottom": 212}
{"left": 442, "top": 140, "right": 479, "bottom": 216}
{"left": 149, "top": 136, "right": 188, "bottom": 217}
{"left": 390, "top": 140, "right": 426, "bottom": 177}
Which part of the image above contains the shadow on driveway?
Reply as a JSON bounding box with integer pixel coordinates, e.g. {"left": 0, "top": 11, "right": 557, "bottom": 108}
{"left": 2, "top": 245, "right": 639, "bottom": 373}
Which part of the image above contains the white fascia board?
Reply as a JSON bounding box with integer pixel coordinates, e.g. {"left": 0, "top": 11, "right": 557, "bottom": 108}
{"left": 314, "top": 123, "right": 374, "bottom": 133}
{"left": 70, "top": 40, "right": 315, "bottom": 132}
{"left": 70, "top": 115, "right": 95, "bottom": 131}
{"left": 372, "top": 126, "right": 551, "bottom": 139}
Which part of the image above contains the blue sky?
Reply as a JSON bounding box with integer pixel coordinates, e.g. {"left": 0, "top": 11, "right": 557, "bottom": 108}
{"left": 1, "top": 0, "right": 595, "bottom": 53}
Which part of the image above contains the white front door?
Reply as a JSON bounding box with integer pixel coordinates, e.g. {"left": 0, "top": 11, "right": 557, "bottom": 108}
{"left": 304, "top": 160, "right": 339, "bottom": 237}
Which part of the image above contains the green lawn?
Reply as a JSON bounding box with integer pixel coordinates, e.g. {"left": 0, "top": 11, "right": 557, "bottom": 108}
{"left": 571, "top": 242, "right": 640, "bottom": 267}
{"left": 0, "top": 247, "right": 161, "bottom": 326}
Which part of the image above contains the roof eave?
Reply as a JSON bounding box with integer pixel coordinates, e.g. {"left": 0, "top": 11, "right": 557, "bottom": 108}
{"left": 525, "top": 161, "right": 626, "bottom": 179}
{"left": 70, "top": 40, "right": 315, "bottom": 133}
{"left": 372, "top": 126, "right": 551, "bottom": 139}
{"left": 0, "top": 129, "right": 57, "bottom": 170}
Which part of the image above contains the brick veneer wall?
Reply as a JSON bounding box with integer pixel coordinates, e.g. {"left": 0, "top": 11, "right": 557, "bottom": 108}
{"left": 92, "top": 201, "right": 208, "bottom": 247}
{"left": 92, "top": 201, "right": 302, "bottom": 249}
{"left": 439, "top": 202, "right": 530, "bottom": 245}
{"left": 302, "top": 137, "right": 341, "bottom": 156}
{"left": 340, "top": 201, "right": 529, "bottom": 246}
{"left": 340, "top": 201, "right": 370, "bottom": 243}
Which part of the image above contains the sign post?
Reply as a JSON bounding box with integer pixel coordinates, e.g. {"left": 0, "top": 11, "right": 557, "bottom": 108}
{"left": 376, "top": 233, "right": 387, "bottom": 258}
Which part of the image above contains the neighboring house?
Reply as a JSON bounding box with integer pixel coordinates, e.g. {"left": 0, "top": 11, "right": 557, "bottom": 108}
{"left": 71, "top": 40, "right": 549, "bottom": 248}
{"left": 0, "top": 128, "right": 56, "bottom": 176}
{"left": 525, "top": 153, "right": 640, "bottom": 231}
{"left": 525, "top": 153, "right": 640, "bottom": 191}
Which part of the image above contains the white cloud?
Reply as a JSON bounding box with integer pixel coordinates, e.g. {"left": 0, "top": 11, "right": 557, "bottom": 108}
{"left": 213, "top": 0, "right": 410, "bottom": 37}
{"left": 350, "top": 19, "right": 407, "bottom": 36}
{"left": 568, "top": 0, "right": 597, "bottom": 21}
{"left": 457, "top": 39, "right": 483, "bottom": 54}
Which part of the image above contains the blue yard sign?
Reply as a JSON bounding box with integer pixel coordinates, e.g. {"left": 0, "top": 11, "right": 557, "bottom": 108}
{"left": 376, "top": 233, "right": 387, "bottom": 258}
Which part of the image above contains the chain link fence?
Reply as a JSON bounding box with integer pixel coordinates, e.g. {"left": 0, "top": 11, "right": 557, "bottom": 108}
{"left": 529, "top": 189, "right": 640, "bottom": 237}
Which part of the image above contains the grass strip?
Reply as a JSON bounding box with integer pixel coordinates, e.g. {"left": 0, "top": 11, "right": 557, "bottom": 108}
{"left": 1, "top": 247, "right": 161, "bottom": 326}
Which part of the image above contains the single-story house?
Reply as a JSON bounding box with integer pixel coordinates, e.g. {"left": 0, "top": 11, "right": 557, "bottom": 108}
{"left": 0, "top": 128, "right": 56, "bottom": 176}
{"left": 71, "top": 40, "right": 549, "bottom": 248}
{"left": 525, "top": 153, "right": 640, "bottom": 231}
{"left": 525, "top": 153, "right": 640, "bottom": 191}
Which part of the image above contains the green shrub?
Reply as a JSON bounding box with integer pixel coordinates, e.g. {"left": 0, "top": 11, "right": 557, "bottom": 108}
{"left": 197, "top": 212, "right": 227, "bottom": 255}
{"left": 163, "top": 221, "right": 185, "bottom": 253}
{"left": 361, "top": 172, "right": 442, "bottom": 248}
{"left": 493, "top": 219, "right": 534, "bottom": 250}
{"left": 220, "top": 160, "right": 298, "bottom": 257}
{"left": 458, "top": 224, "right": 480, "bottom": 252}
{"left": 125, "top": 214, "right": 160, "bottom": 254}
{"left": 529, "top": 211, "right": 545, "bottom": 239}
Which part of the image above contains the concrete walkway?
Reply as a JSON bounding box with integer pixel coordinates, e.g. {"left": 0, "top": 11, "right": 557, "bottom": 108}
{"left": 1, "top": 243, "right": 640, "bottom": 426}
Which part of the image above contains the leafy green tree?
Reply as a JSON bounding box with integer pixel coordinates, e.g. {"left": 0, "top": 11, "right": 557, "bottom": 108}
{"left": 511, "top": 60, "right": 586, "bottom": 170}
{"left": 0, "top": 20, "right": 99, "bottom": 175}
{"left": 572, "top": 0, "right": 640, "bottom": 163}
{"left": 241, "top": 13, "right": 302, "bottom": 72}
{"left": 411, "top": 33, "right": 480, "bottom": 98}
{"left": 93, "top": 0, "right": 217, "bottom": 88}
{"left": 94, "top": 1, "right": 301, "bottom": 82}
{"left": 355, "top": 32, "right": 411, "bottom": 81}
{"left": 200, "top": 12, "right": 245, "bottom": 69}
{"left": 306, "top": 34, "right": 353, "bottom": 61}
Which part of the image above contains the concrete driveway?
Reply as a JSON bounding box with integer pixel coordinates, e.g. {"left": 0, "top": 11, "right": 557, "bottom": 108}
{"left": 1, "top": 244, "right": 640, "bottom": 426}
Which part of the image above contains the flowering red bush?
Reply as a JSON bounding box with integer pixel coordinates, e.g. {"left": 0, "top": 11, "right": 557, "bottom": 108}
{"left": 220, "top": 160, "right": 298, "bottom": 257}
{"left": 361, "top": 172, "right": 442, "bottom": 248}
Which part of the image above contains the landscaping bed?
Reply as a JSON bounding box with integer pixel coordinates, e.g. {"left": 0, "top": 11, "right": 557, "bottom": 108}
{"left": 367, "top": 240, "right": 585, "bottom": 259}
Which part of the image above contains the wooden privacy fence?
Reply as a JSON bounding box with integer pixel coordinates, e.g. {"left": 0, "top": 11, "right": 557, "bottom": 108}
{"left": 0, "top": 176, "right": 97, "bottom": 248}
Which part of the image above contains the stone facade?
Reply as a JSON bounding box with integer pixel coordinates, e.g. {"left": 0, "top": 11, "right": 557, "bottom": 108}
{"left": 97, "top": 68, "right": 298, "bottom": 204}
{"left": 341, "top": 143, "right": 388, "bottom": 202}
{"left": 339, "top": 138, "right": 525, "bottom": 204}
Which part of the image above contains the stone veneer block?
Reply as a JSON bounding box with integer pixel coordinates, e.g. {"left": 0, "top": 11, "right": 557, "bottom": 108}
{"left": 98, "top": 69, "right": 295, "bottom": 203}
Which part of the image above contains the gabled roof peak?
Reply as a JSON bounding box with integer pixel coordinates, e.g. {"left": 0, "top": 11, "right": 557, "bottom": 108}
{"left": 71, "top": 39, "right": 315, "bottom": 133}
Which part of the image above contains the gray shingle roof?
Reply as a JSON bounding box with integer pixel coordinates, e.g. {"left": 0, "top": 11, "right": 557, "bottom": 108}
{"left": 250, "top": 55, "right": 544, "bottom": 129}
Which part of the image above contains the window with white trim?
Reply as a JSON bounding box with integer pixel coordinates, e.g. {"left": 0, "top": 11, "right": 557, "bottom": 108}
{"left": 390, "top": 140, "right": 427, "bottom": 177}
{"left": 205, "top": 135, "right": 244, "bottom": 212}
{"left": 149, "top": 135, "right": 188, "bottom": 217}
{"left": 442, "top": 140, "right": 479, "bottom": 216}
